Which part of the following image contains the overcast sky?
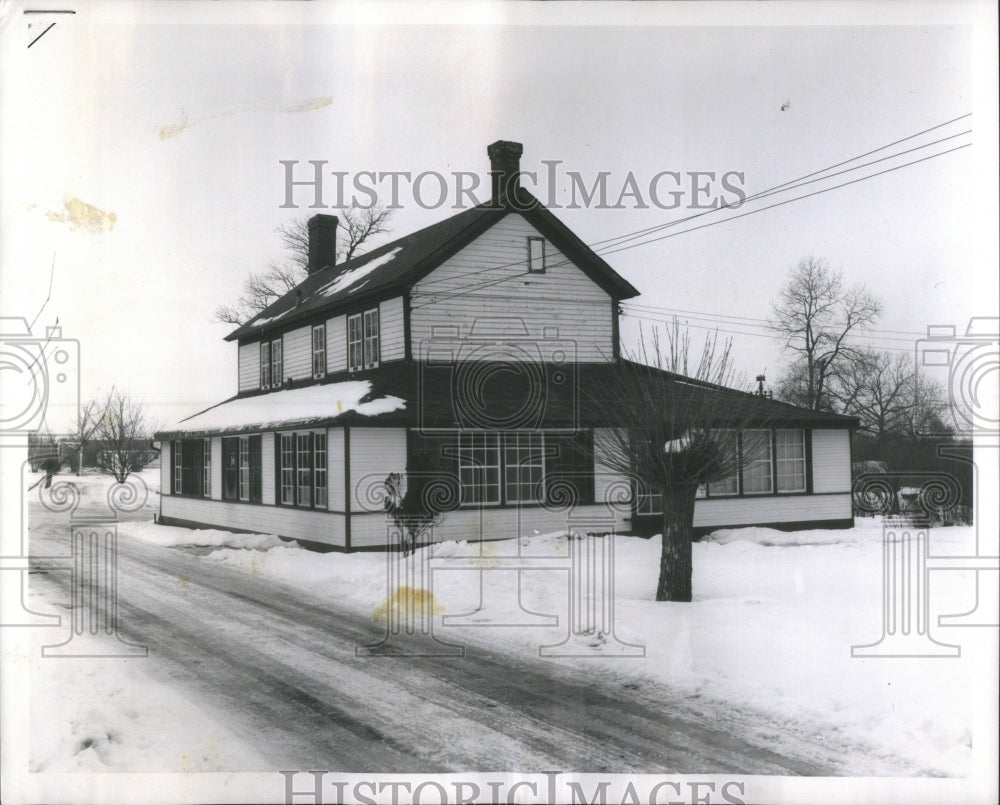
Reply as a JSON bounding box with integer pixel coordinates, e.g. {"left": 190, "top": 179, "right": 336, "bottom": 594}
{"left": 1, "top": 1, "right": 996, "bottom": 431}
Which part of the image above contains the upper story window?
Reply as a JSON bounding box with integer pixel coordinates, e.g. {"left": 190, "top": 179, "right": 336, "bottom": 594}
{"left": 347, "top": 308, "right": 380, "bottom": 372}
{"left": 363, "top": 309, "right": 380, "bottom": 369}
{"left": 311, "top": 324, "right": 326, "bottom": 379}
{"left": 260, "top": 337, "right": 283, "bottom": 389}
{"left": 527, "top": 237, "right": 545, "bottom": 273}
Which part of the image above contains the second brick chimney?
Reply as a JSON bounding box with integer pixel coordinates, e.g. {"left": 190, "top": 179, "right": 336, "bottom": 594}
{"left": 307, "top": 214, "right": 339, "bottom": 274}
{"left": 487, "top": 140, "right": 523, "bottom": 206}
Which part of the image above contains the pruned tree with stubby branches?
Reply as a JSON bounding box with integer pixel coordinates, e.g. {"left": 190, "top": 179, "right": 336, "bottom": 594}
{"left": 596, "top": 321, "right": 777, "bottom": 602}
{"left": 771, "top": 257, "right": 883, "bottom": 411}
{"left": 215, "top": 207, "right": 393, "bottom": 325}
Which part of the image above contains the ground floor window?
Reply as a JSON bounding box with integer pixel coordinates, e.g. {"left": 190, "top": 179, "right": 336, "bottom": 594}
{"left": 641, "top": 428, "right": 810, "bottom": 514}
{"left": 776, "top": 429, "right": 807, "bottom": 492}
{"left": 410, "top": 430, "right": 594, "bottom": 508}
{"left": 172, "top": 438, "right": 211, "bottom": 497}
{"left": 277, "top": 430, "right": 328, "bottom": 508}
{"left": 222, "top": 435, "right": 261, "bottom": 502}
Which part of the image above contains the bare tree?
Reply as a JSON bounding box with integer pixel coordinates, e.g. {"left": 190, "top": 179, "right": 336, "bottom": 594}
{"left": 214, "top": 206, "right": 393, "bottom": 325}
{"left": 68, "top": 397, "right": 102, "bottom": 476}
{"left": 827, "top": 349, "right": 946, "bottom": 442}
{"left": 770, "top": 257, "right": 883, "bottom": 410}
{"left": 92, "top": 388, "right": 159, "bottom": 484}
{"left": 596, "top": 322, "right": 774, "bottom": 602}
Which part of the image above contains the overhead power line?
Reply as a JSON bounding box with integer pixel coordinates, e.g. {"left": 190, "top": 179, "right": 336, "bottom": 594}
{"left": 412, "top": 115, "right": 971, "bottom": 309}
{"left": 621, "top": 302, "right": 930, "bottom": 339}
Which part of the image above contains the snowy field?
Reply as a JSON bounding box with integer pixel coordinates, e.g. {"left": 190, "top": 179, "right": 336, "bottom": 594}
{"left": 25, "top": 470, "right": 995, "bottom": 777}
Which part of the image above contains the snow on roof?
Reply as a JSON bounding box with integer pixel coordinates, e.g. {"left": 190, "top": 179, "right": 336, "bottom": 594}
{"left": 167, "top": 380, "right": 405, "bottom": 435}
{"left": 316, "top": 247, "right": 403, "bottom": 298}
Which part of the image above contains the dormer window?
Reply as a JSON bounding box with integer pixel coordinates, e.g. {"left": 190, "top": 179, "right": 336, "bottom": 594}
{"left": 527, "top": 236, "right": 545, "bottom": 273}
{"left": 347, "top": 308, "right": 380, "bottom": 372}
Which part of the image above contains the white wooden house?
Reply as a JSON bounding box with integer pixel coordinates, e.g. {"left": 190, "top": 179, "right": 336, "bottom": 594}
{"left": 155, "top": 141, "right": 856, "bottom": 550}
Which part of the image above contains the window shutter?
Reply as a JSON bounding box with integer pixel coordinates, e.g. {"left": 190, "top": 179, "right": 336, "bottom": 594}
{"left": 249, "top": 435, "right": 262, "bottom": 502}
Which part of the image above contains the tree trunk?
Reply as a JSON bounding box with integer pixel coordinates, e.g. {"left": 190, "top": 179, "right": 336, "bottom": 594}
{"left": 656, "top": 483, "right": 698, "bottom": 602}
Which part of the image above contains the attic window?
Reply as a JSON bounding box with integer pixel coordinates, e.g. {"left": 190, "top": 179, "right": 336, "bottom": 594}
{"left": 527, "top": 237, "right": 545, "bottom": 273}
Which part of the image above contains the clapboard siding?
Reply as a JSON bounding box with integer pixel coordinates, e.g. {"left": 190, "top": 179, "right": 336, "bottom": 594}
{"left": 380, "top": 296, "right": 405, "bottom": 362}
{"left": 348, "top": 428, "right": 408, "bottom": 512}
{"left": 693, "top": 492, "right": 852, "bottom": 528}
{"left": 160, "top": 496, "right": 346, "bottom": 547}
{"left": 812, "top": 429, "right": 851, "bottom": 493}
{"left": 283, "top": 326, "right": 311, "bottom": 381}
{"left": 238, "top": 342, "right": 259, "bottom": 392}
{"left": 410, "top": 215, "right": 615, "bottom": 363}
{"left": 328, "top": 428, "right": 345, "bottom": 511}
{"left": 327, "top": 314, "right": 346, "bottom": 374}
{"left": 210, "top": 437, "right": 222, "bottom": 501}
{"left": 160, "top": 442, "right": 172, "bottom": 496}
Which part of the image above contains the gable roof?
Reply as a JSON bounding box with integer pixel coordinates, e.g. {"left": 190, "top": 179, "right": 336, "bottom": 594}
{"left": 224, "top": 192, "right": 640, "bottom": 342}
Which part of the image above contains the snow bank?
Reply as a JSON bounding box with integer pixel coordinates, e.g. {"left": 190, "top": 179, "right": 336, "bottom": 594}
{"left": 127, "top": 520, "right": 284, "bottom": 550}
{"left": 167, "top": 380, "right": 405, "bottom": 434}
{"left": 30, "top": 654, "right": 268, "bottom": 772}
{"left": 116, "top": 521, "right": 984, "bottom": 776}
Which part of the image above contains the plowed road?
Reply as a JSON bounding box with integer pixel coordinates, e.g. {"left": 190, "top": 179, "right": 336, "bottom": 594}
{"left": 28, "top": 500, "right": 893, "bottom": 774}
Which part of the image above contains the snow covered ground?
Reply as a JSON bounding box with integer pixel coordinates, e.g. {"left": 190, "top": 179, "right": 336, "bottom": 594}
{"left": 22, "top": 470, "right": 994, "bottom": 777}
{"left": 123, "top": 516, "right": 986, "bottom": 776}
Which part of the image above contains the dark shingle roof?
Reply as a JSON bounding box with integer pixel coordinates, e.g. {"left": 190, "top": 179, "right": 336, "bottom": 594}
{"left": 225, "top": 194, "right": 640, "bottom": 342}
{"left": 156, "top": 360, "right": 857, "bottom": 438}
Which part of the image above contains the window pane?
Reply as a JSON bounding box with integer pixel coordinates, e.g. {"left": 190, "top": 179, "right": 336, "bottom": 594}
{"left": 238, "top": 438, "right": 250, "bottom": 501}
{"left": 271, "top": 339, "right": 283, "bottom": 386}
{"left": 363, "top": 309, "right": 379, "bottom": 369}
{"left": 504, "top": 431, "right": 544, "bottom": 503}
{"left": 280, "top": 434, "right": 295, "bottom": 504}
{"left": 312, "top": 325, "right": 326, "bottom": 378}
{"left": 775, "top": 429, "right": 806, "bottom": 492}
{"left": 347, "top": 314, "right": 363, "bottom": 372}
{"left": 457, "top": 431, "right": 500, "bottom": 505}
{"left": 203, "top": 440, "right": 211, "bottom": 497}
{"left": 707, "top": 430, "right": 739, "bottom": 496}
{"left": 741, "top": 429, "right": 773, "bottom": 494}
{"left": 260, "top": 342, "right": 270, "bottom": 388}
{"left": 313, "top": 433, "right": 327, "bottom": 508}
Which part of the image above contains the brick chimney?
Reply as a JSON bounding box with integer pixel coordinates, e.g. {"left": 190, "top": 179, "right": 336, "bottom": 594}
{"left": 307, "top": 214, "right": 338, "bottom": 274}
{"left": 487, "top": 140, "right": 523, "bottom": 206}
